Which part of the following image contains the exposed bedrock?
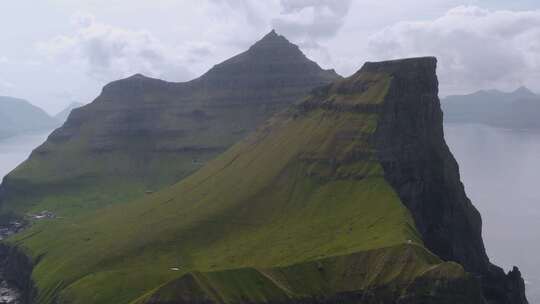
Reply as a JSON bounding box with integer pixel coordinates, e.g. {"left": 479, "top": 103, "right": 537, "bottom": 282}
{"left": 0, "top": 244, "right": 35, "bottom": 304}
{"left": 371, "top": 57, "right": 527, "bottom": 304}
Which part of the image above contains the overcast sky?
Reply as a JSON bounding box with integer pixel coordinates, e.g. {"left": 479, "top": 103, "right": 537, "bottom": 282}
{"left": 1, "top": 0, "right": 540, "bottom": 114}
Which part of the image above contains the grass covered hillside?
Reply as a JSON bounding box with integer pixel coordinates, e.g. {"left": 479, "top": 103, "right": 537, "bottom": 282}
{"left": 0, "top": 30, "right": 339, "bottom": 219}
{"left": 8, "top": 58, "right": 486, "bottom": 304}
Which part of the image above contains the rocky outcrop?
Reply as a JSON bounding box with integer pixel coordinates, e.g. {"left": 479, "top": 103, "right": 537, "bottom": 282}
{"left": 0, "top": 244, "right": 35, "bottom": 304}
{"left": 371, "top": 57, "right": 527, "bottom": 303}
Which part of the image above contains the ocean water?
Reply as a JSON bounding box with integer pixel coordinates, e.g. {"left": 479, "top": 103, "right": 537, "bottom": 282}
{"left": 445, "top": 123, "right": 540, "bottom": 303}
{"left": 0, "top": 131, "right": 51, "bottom": 180}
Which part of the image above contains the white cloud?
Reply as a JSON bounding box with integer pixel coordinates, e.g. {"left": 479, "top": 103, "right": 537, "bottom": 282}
{"left": 207, "top": 0, "right": 273, "bottom": 29}
{"left": 70, "top": 11, "right": 96, "bottom": 28}
{"left": 0, "top": 56, "right": 8, "bottom": 64}
{"left": 203, "top": 0, "right": 353, "bottom": 60}
{"left": 272, "top": 0, "right": 352, "bottom": 46}
{"left": 0, "top": 78, "right": 15, "bottom": 93}
{"left": 367, "top": 6, "right": 540, "bottom": 94}
{"left": 20, "top": 1, "right": 540, "bottom": 109}
{"left": 34, "top": 2, "right": 353, "bottom": 86}
{"left": 38, "top": 13, "right": 196, "bottom": 82}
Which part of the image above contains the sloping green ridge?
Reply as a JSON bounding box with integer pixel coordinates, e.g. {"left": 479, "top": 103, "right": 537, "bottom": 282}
{"left": 9, "top": 63, "right": 473, "bottom": 304}
{"left": 138, "top": 244, "right": 475, "bottom": 304}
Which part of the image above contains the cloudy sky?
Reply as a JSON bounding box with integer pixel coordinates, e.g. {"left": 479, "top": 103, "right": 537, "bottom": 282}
{"left": 1, "top": 0, "right": 540, "bottom": 113}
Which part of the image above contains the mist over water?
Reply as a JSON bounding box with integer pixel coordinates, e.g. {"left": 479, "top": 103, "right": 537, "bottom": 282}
{"left": 445, "top": 123, "right": 540, "bottom": 303}
{"left": 0, "top": 131, "right": 51, "bottom": 180}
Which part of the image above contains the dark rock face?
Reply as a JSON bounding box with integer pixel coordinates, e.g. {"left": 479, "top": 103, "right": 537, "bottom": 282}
{"left": 0, "top": 244, "right": 35, "bottom": 304}
{"left": 371, "top": 57, "right": 527, "bottom": 303}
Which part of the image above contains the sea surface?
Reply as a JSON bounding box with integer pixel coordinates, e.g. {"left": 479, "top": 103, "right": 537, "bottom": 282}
{"left": 0, "top": 131, "right": 51, "bottom": 180}
{"left": 445, "top": 123, "right": 540, "bottom": 303}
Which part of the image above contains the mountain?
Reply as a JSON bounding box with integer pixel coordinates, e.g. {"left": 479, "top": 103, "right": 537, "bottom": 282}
{"left": 2, "top": 58, "right": 527, "bottom": 304}
{"left": 442, "top": 87, "right": 540, "bottom": 129}
{"left": 0, "top": 30, "right": 339, "bottom": 218}
{"left": 0, "top": 96, "right": 58, "bottom": 138}
{"left": 53, "top": 102, "right": 84, "bottom": 123}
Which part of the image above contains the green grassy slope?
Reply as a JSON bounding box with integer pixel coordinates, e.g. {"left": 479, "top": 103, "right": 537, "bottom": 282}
{"left": 141, "top": 245, "right": 479, "bottom": 304}
{"left": 8, "top": 59, "right": 480, "bottom": 304}
{"left": 0, "top": 30, "right": 339, "bottom": 219}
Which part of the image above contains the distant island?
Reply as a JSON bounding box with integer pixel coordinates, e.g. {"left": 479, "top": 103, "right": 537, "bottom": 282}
{"left": 442, "top": 86, "right": 540, "bottom": 129}
{"left": 0, "top": 96, "right": 58, "bottom": 139}
{"left": 0, "top": 97, "right": 83, "bottom": 139}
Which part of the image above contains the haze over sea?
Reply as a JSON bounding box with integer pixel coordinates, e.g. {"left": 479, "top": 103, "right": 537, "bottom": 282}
{"left": 444, "top": 123, "right": 540, "bottom": 303}
{"left": 0, "top": 131, "right": 51, "bottom": 179}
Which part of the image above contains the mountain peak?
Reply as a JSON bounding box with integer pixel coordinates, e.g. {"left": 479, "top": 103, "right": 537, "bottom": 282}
{"left": 197, "top": 31, "right": 339, "bottom": 91}
{"left": 250, "top": 29, "right": 294, "bottom": 50}
{"left": 125, "top": 73, "right": 153, "bottom": 80}
{"left": 266, "top": 29, "right": 278, "bottom": 38}
{"left": 261, "top": 29, "right": 281, "bottom": 40}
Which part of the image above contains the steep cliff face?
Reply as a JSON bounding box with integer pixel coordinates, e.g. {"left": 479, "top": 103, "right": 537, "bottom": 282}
{"left": 0, "top": 30, "right": 339, "bottom": 217}
{"left": 370, "top": 58, "right": 488, "bottom": 271}
{"left": 5, "top": 57, "right": 526, "bottom": 304}
{"left": 0, "top": 244, "right": 35, "bottom": 304}
{"left": 369, "top": 58, "right": 527, "bottom": 304}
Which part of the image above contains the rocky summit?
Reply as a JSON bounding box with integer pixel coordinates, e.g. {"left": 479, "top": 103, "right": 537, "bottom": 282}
{"left": 1, "top": 57, "right": 527, "bottom": 304}
{"left": 0, "top": 30, "right": 339, "bottom": 218}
